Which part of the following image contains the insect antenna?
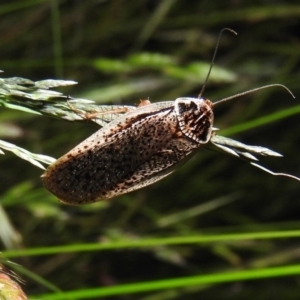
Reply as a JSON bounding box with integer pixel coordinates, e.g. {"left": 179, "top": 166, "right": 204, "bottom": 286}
{"left": 213, "top": 84, "right": 295, "bottom": 106}
{"left": 198, "top": 28, "right": 237, "bottom": 99}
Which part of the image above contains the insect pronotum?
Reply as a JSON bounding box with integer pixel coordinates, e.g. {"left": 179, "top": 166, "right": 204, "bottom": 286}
{"left": 42, "top": 29, "right": 300, "bottom": 205}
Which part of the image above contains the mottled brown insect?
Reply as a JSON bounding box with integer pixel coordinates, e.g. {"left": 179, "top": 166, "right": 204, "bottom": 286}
{"left": 42, "top": 98, "right": 214, "bottom": 204}
{"left": 41, "top": 88, "right": 300, "bottom": 205}
{"left": 42, "top": 28, "right": 300, "bottom": 205}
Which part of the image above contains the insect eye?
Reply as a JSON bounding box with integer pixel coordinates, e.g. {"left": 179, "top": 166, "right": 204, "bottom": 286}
{"left": 174, "top": 98, "right": 214, "bottom": 144}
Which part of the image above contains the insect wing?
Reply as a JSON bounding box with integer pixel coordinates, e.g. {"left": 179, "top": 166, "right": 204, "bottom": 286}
{"left": 42, "top": 99, "right": 214, "bottom": 204}
{"left": 42, "top": 102, "right": 183, "bottom": 204}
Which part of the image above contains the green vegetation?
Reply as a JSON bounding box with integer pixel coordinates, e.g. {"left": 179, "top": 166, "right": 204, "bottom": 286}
{"left": 0, "top": 0, "right": 300, "bottom": 299}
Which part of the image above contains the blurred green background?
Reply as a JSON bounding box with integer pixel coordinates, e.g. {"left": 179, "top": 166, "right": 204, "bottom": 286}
{"left": 1, "top": 0, "right": 300, "bottom": 299}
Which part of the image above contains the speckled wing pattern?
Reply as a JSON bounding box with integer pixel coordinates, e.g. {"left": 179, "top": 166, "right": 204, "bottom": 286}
{"left": 42, "top": 100, "right": 214, "bottom": 204}
{"left": 42, "top": 96, "right": 300, "bottom": 205}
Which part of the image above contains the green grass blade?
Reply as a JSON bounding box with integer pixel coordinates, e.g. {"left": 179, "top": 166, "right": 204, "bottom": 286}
{"left": 3, "top": 230, "right": 300, "bottom": 258}
{"left": 32, "top": 264, "right": 300, "bottom": 299}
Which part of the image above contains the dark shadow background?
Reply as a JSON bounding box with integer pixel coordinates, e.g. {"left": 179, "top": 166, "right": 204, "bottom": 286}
{"left": 0, "top": 0, "right": 300, "bottom": 299}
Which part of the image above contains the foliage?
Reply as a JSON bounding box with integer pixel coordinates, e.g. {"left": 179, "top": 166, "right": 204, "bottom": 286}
{"left": 0, "top": 0, "right": 300, "bottom": 299}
